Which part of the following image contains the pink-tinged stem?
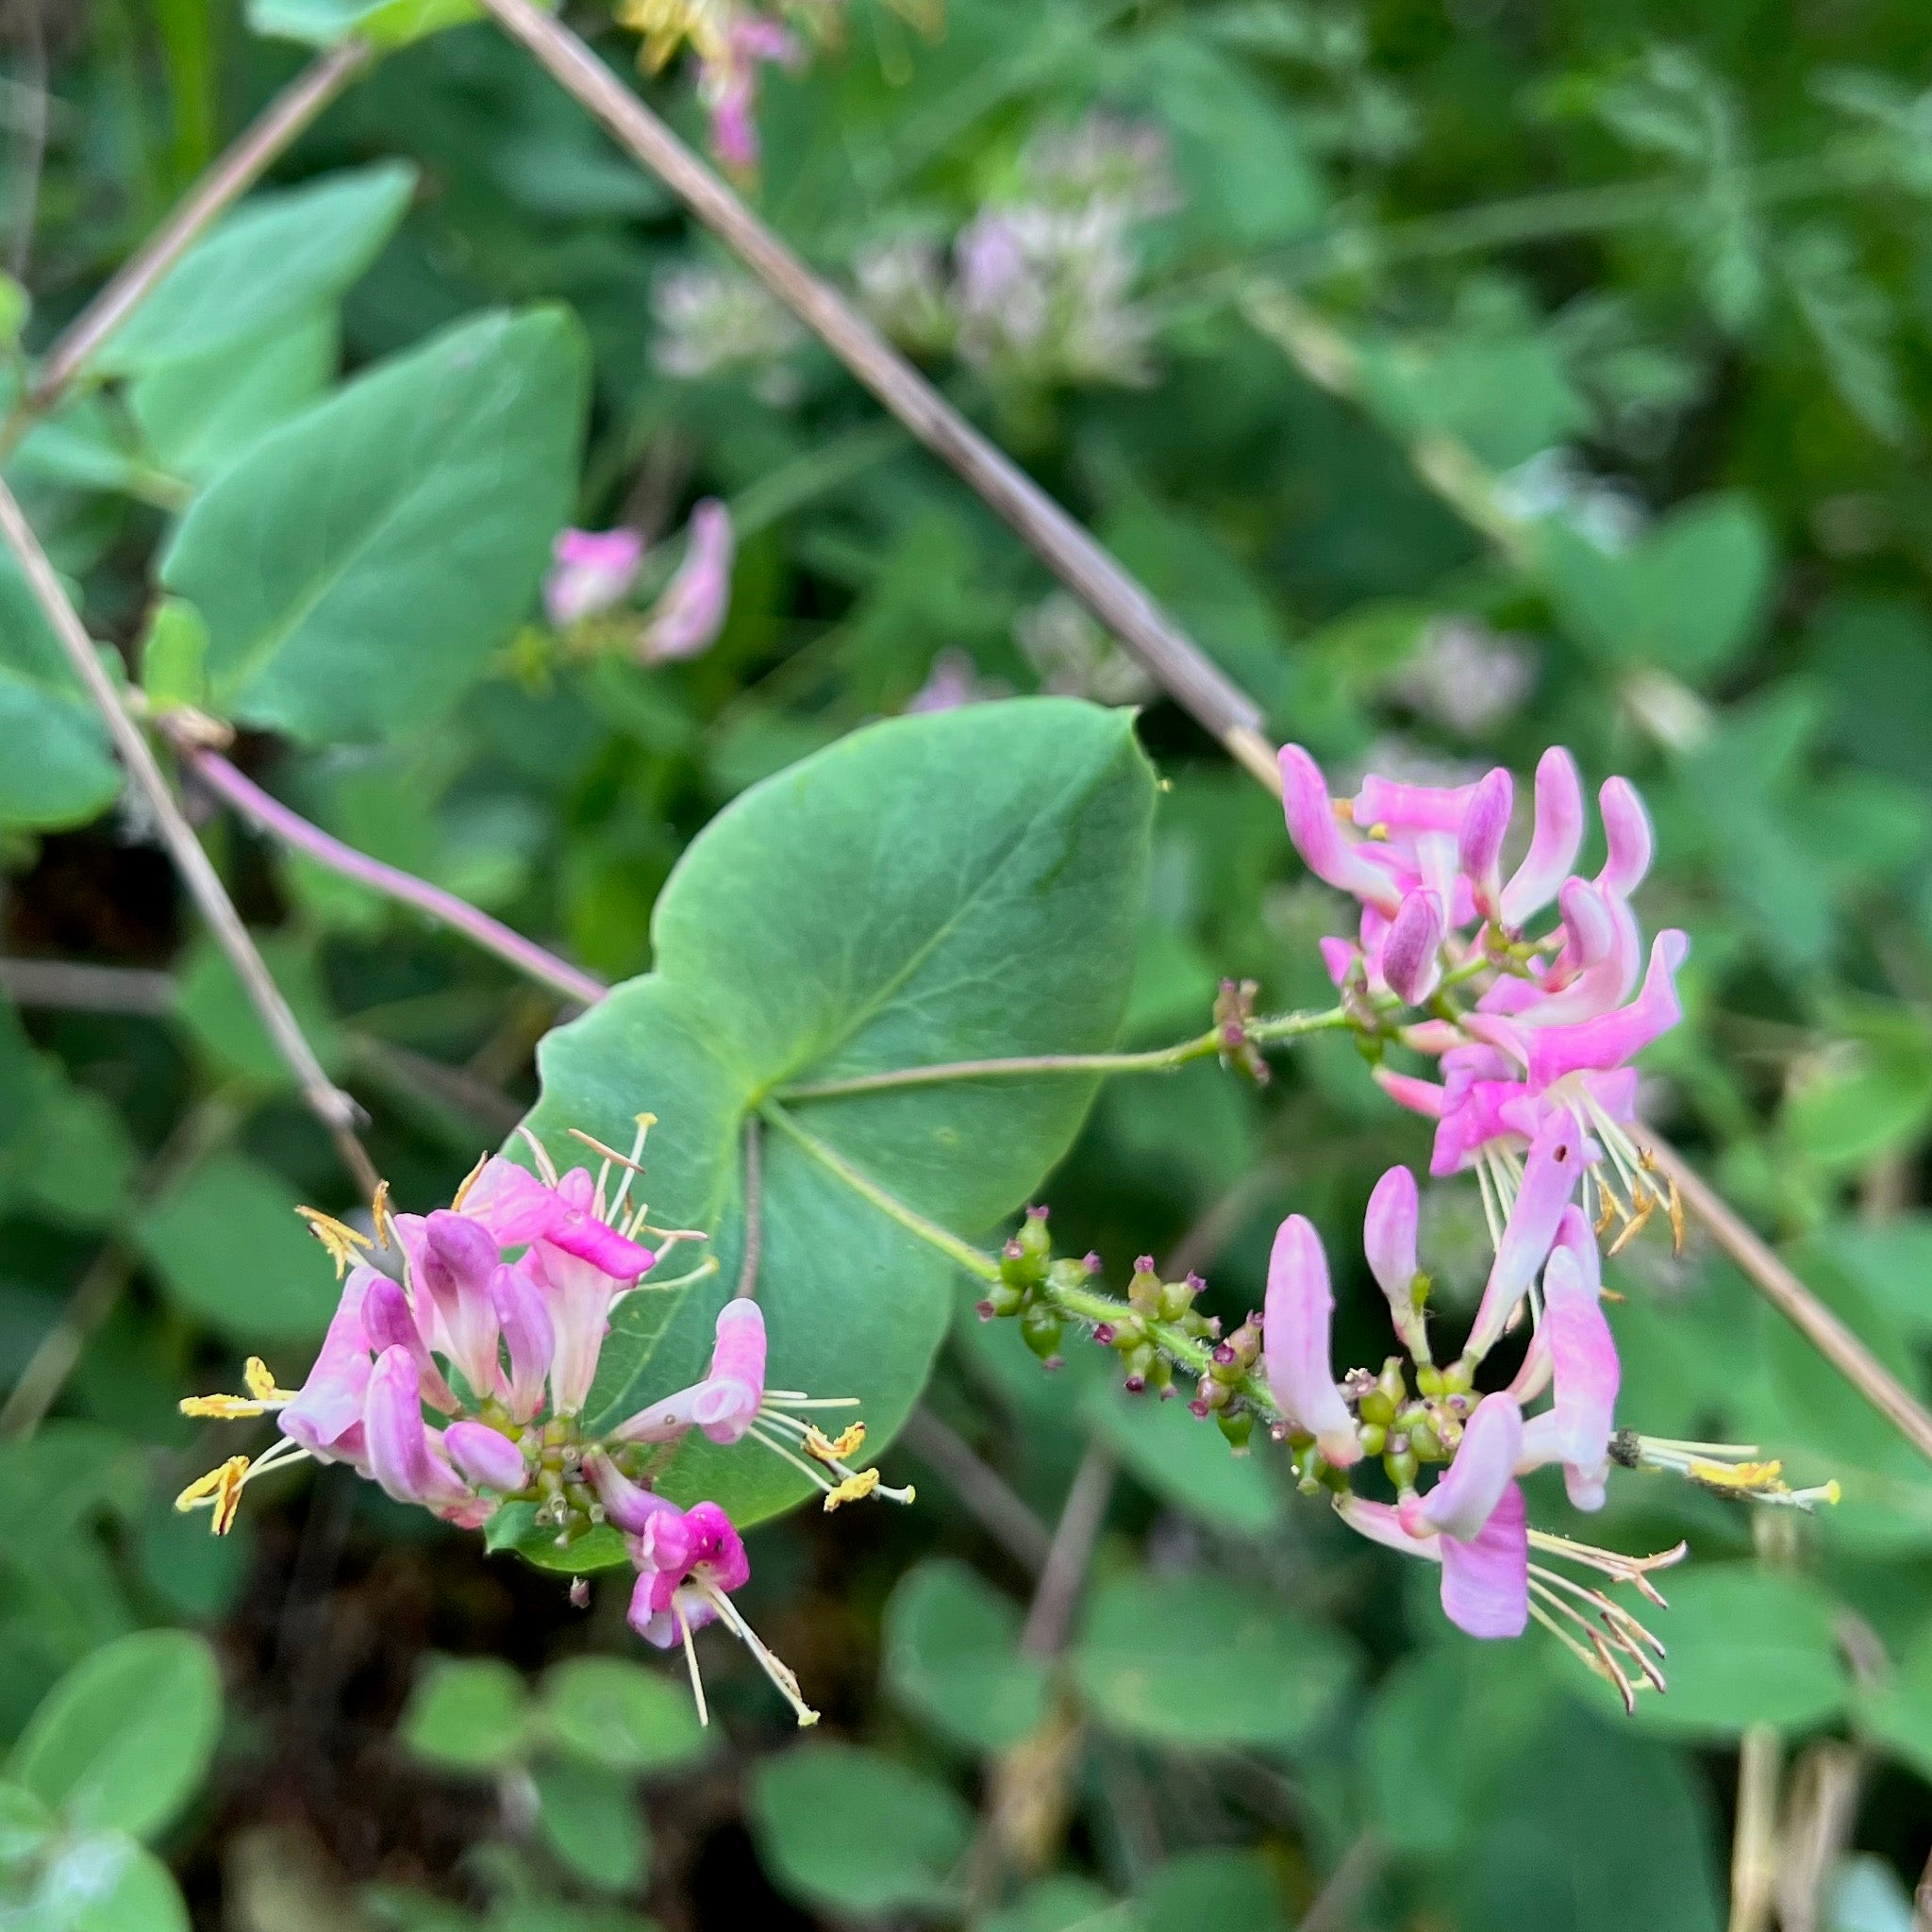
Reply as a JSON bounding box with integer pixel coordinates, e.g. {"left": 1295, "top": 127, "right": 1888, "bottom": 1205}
{"left": 182, "top": 745, "right": 608, "bottom": 1008}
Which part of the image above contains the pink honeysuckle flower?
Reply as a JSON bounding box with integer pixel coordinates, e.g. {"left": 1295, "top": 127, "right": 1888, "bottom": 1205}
{"left": 1457, "top": 766, "right": 1513, "bottom": 920}
{"left": 1381, "top": 888, "right": 1445, "bottom": 1006}
{"left": 455, "top": 1155, "right": 575, "bottom": 1249}
{"left": 1463, "top": 1111, "right": 1594, "bottom": 1366}
{"left": 443, "top": 1419, "right": 529, "bottom": 1495}
{"left": 1403, "top": 1391, "right": 1524, "bottom": 1541}
{"left": 1516, "top": 1242, "right": 1620, "bottom": 1510}
{"left": 611, "top": 1300, "right": 915, "bottom": 1509}
{"left": 697, "top": 16, "right": 801, "bottom": 173}
{"left": 1437, "top": 1478, "right": 1530, "bottom": 1639}
{"left": 1279, "top": 745, "right": 1405, "bottom": 914}
{"left": 1519, "top": 929, "right": 1689, "bottom": 1091}
{"left": 363, "top": 1273, "right": 459, "bottom": 1414}
{"left": 546, "top": 527, "right": 645, "bottom": 627}
{"left": 541, "top": 1167, "right": 658, "bottom": 1280}
{"left": 638, "top": 499, "right": 736, "bottom": 665}
{"left": 627, "top": 1498, "right": 820, "bottom": 1727}
{"left": 365, "top": 1346, "right": 491, "bottom": 1524}
{"left": 1363, "top": 1164, "right": 1429, "bottom": 1363}
{"left": 1596, "top": 775, "right": 1654, "bottom": 901}
{"left": 1333, "top": 1479, "right": 1529, "bottom": 1641}
{"left": 1262, "top": 1215, "right": 1361, "bottom": 1467}
{"left": 277, "top": 1264, "right": 378, "bottom": 1463}
{"left": 490, "top": 1261, "right": 556, "bottom": 1425}
{"left": 530, "top": 1240, "right": 627, "bottom": 1421}
{"left": 415, "top": 1210, "right": 507, "bottom": 1404}
{"left": 1496, "top": 746, "right": 1584, "bottom": 931}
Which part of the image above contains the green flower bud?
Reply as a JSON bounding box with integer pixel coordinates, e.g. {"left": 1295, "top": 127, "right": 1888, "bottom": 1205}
{"left": 1216, "top": 1407, "right": 1255, "bottom": 1453}
{"left": 1021, "top": 1304, "right": 1064, "bottom": 1362}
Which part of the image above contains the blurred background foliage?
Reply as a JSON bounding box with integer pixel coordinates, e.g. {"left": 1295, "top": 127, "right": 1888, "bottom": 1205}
{"left": 3, "top": 0, "right": 1932, "bottom": 1925}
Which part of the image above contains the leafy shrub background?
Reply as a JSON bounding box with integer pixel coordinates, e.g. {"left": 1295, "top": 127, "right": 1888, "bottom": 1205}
{"left": 2, "top": 0, "right": 1932, "bottom": 1926}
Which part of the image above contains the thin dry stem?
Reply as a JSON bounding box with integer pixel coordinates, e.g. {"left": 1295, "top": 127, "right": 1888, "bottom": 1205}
{"left": 474, "top": 0, "right": 1269, "bottom": 768}
{"left": 14, "top": 42, "right": 371, "bottom": 432}
{"left": 0, "top": 477, "right": 378, "bottom": 1193}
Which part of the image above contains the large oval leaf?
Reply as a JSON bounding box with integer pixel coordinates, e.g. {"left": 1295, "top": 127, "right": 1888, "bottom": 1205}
{"left": 8, "top": 1630, "right": 223, "bottom": 1842}
{"left": 159, "top": 307, "right": 587, "bottom": 743}
{"left": 521, "top": 699, "right": 1155, "bottom": 1533}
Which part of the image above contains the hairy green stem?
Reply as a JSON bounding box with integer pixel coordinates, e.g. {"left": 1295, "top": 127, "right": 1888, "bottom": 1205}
{"left": 777, "top": 1006, "right": 1348, "bottom": 1102}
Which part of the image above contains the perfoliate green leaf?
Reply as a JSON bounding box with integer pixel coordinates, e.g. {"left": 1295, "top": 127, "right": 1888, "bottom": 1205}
{"left": 1073, "top": 1571, "right": 1357, "bottom": 1749}
{"left": 520, "top": 700, "right": 1155, "bottom": 1536}
{"left": 138, "top": 599, "right": 210, "bottom": 715}
{"left": 159, "top": 307, "right": 588, "bottom": 743}
{"left": 882, "top": 1557, "right": 1050, "bottom": 1754}
{"left": 97, "top": 164, "right": 417, "bottom": 377}
{"left": 400, "top": 1657, "right": 532, "bottom": 1773}
{"left": 7, "top": 1630, "right": 222, "bottom": 1842}
{"left": 749, "top": 1740, "right": 973, "bottom": 1917}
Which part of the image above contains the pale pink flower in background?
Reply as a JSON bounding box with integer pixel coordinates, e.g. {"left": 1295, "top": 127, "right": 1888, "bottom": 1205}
{"left": 638, "top": 499, "right": 736, "bottom": 665}
{"left": 545, "top": 527, "right": 644, "bottom": 627}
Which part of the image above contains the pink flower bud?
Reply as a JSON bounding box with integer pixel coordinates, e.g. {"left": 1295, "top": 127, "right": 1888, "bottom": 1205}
{"left": 639, "top": 500, "right": 736, "bottom": 665}
{"left": 443, "top": 1421, "right": 527, "bottom": 1494}
{"left": 545, "top": 528, "right": 643, "bottom": 627}
{"left": 365, "top": 1347, "right": 473, "bottom": 1513}
{"left": 364, "top": 1274, "right": 458, "bottom": 1413}
{"left": 1597, "top": 776, "right": 1654, "bottom": 901}
{"left": 421, "top": 1210, "right": 505, "bottom": 1402}
{"left": 1457, "top": 767, "right": 1513, "bottom": 918}
{"left": 1363, "top": 1166, "right": 1428, "bottom": 1359}
{"left": 1279, "top": 744, "right": 1403, "bottom": 914}
{"left": 1381, "top": 888, "right": 1444, "bottom": 1006}
{"left": 586, "top": 1446, "right": 678, "bottom": 1535}
{"left": 1262, "top": 1215, "right": 1361, "bottom": 1467}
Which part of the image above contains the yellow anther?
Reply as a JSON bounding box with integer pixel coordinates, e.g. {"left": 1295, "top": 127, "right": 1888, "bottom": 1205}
{"left": 822, "top": 1469, "right": 881, "bottom": 1511}
{"left": 1687, "top": 1457, "right": 1786, "bottom": 1494}
{"left": 178, "top": 1393, "right": 269, "bottom": 1420}
{"left": 295, "top": 1207, "right": 373, "bottom": 1278}
{"left": 805, "top": 1423, "right": 867, "bottom": 1463}
{"left": 243, "top": 1357, "right": 294, "bottom": 1403}
{"left": 452, "top": 1151, "right": 490, "bottom": 1211}
{"left": 1666, "top": 1175, "right": 1686, "bottom": 1256}
{"left": 1606, "top": 1191, "right": 1655, "bottom": 1257}
{"left": 372, "top": 1178, "right": 395, "bottom": 1249}
{"left": 175, "top": 1455, "right": 251, "bottom": 1535}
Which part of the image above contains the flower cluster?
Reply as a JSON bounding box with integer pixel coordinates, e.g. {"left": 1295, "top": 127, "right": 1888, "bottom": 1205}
{"left": 651, "top": 261, "right": 807, "bottom": 402}
{"left": 176, "top": 1123, "right": 910, "bottom": 1727}
{"left": 544, "top": 500, "right": 737, "bottom": 665}
{"left": 856, "top": 113, "right": 1178, "bottom": 391}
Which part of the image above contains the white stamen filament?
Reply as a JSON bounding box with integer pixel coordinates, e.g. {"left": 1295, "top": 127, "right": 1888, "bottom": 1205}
{"left": 695, "top": 1579, "right": 819, "bottom": 1726}
{"left": 675, "top": 1601, "right": 709, "bottom": 1727}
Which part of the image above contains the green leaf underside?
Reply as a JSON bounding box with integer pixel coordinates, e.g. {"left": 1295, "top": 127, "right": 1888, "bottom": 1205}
{"left": 520, "top": 700, "right": 1156, "bottom": 1540}
{"left": 159, "top": 307, "right": 588, "bottom": 743}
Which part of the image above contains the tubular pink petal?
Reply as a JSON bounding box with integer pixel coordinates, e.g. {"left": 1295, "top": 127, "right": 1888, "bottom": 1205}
{"left": 709, "top": 1300, "right": 767, "bottom": 1391}
{"left": 532, "top": 1242, "right": 622, "bottom": 1419}
{"left": 1374, "top": 1068, "right": 1446, "bottom": 1119}
{"left": 1353, "top": 774, "right": 1476, "bottom": 836}
{"left": 1263, "top": 1215, "right": 1361, "bottom": 1467}
{"left": 1438, "top": 1479, "right": 1529, "bottom": 1639}
{"left": 608, "top": 1380, "right": 713, "bottom": 1446}
{"left": 1458, "top": 767, "right": 1514, "bottom": 917}
{"left": 1318, "top": 936, "right": 1357, "bottom": 988}
{"left": 1381, "top": 888, "right": 1445, "bottom": 1005}
{"left": 1466, "top": 1113, "right": 1592, "bottom": 1362}
{"left": 1498, "top": 747, "right": 1583, "bottom": 930}
{"left": 1524, "top": 930, "right": 1690, "bottom": 1088}
{"left": 1518, "top": 1246, "right": 1621, "bottom": 1511}
{"left": 1335, "top": 1491, "right": 1440, "bottom": 1560}
{"left": 279, "top": 1267, "right": 376, "bottom": 1461}
{"left": 363, "top": 1275, "right": 458, "bottom": 1413}
{"left": 639, "top": 499, "right": 736, "bottom": 665}
{"left": 544, "top": 1169, "right": 658, "bottom": 1282}
{"left": 490, "top": 1262, "right": 556, "bottom": 1424}
{"left": 443, "top": 1421, "right": 528, "bottom": 1494}
{"left": 546, "top": 527, "right": 643, "bottom": 627}
{"left": 460, "top": 1157, "right": 568, "bottom": 1247}
{"left": 1279, "top": 745, "right": 1404, "bottom": 913}
{"left": 421, "top": 1211, "right": 505, "bottom": 1400}
{"left": 587, "top": 1446, "right": 679, "bottom": 1535}
{"left": 1520, "top": 879, "right": 1634, "bottom": 1026}
{"left": 365, "top": 1347, "right": 471, "bottom": 1511}
{"left": 1415, "top": 1393, "right": 1524, "bottom": 1541}
{"left": 1597, "top": 776, "right": 1654, "bottom": 900}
